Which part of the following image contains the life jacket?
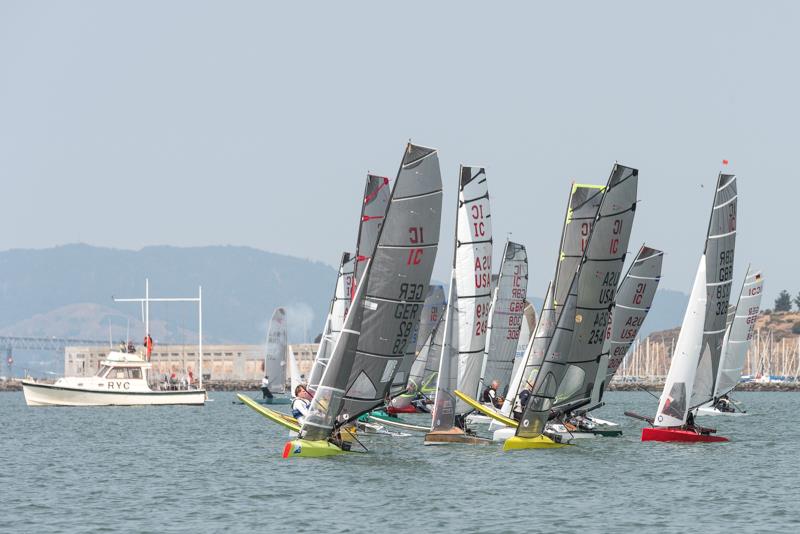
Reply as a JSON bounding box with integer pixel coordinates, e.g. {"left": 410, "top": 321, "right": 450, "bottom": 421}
{"left": 292, "top": 398, "right": 309, "bottom": 420}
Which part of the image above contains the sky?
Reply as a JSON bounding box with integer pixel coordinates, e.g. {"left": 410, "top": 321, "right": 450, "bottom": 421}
{"left": 1, "top": 1, "right": 798, "bottom": 305}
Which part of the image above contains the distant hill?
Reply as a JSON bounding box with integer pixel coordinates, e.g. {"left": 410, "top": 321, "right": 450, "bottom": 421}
{"left": 0, "top": 244, "right": 691, "bottom": 377}
{"left": 0, "top": 244, "right": 336, "bottom": 346}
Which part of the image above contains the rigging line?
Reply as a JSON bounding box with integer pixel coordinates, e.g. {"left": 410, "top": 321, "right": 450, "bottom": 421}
{"left": 342, "top": 426, "right": 369, "bottom": 453}
{"left": 637, "top": 384, "right": 660, "bottom": 401}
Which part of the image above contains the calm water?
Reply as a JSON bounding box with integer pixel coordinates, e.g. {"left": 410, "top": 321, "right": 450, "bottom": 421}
{"left": 1, "top": 391, "right": 797, "bottom": 533}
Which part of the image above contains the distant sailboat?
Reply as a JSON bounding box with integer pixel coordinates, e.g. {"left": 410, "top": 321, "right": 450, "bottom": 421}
{"left": 265, "top": 307, "right": 288, "bottom": 394}
{"left": 697, "top": 267, "right": 763, "bottom": 416}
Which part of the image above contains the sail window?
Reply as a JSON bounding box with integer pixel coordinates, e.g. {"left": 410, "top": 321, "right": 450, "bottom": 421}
{"left": 346, "top": 371, "right": 377, "bottom": 399}
{"left": 662, "top": 382, "right": 687, "bottom": 420}
{"left": 555, "top": 365, "right": 586, "bottom": 404}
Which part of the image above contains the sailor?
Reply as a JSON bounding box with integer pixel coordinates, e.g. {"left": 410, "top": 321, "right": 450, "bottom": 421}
{"left": 291, "top": 385, "right": 312, "bottom": 424}
{"left": 685, "top": 410, "right": 696, "bottom": 429}
{"left": 513, "top": 387, "right": 531, "bottom": 421}
{"left": 481, "top": 380, "right": 503, "bottom": 408}
{"left": 261, "top": 375, "right": 274, "bottom": 400}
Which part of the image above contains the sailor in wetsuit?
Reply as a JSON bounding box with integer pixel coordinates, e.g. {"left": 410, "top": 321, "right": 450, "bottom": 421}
{"left": 291, "top": 384, "right": 312, "bottom": 424}
{"left": 481, "top": 380, "right": 503, "bottom": 409}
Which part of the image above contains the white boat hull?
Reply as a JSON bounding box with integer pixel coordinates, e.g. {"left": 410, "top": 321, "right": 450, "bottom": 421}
{"left": 491, "top": 424, "right": 596, "bottom": 442}
{"left": 22, "top": 381, "right": 205, "bottom": 406}
{"left": 695, "top": 405, "right": 746, "bottom": 417}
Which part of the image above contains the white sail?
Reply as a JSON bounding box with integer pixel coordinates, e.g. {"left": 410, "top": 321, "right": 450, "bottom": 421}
{"left": 265, "top": 307, "right": 288, "bottom": 393}
{"left": 654, "top": 257, "right": 707, "bottom": 427}
{"left": 307, "top": 253, "right": 354, "bottom": 391}
{"left": 713, "top": 268, "right": 763, "bottom": 399}
{"left": 454, "top": 166, "right": 493, "bottom": 413}
{"left": 479, "top": 241, "right": 528, "bottom": 396}
{"left": 289, "top": 346, "right": 303, "bottom": 396}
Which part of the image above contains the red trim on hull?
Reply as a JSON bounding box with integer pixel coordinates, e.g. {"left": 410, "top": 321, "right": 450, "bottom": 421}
{"left": 387, "top": 405, "right": 417, "bottom": 415}
{"left": 642, "top": 427, "right": 729, "bottom": 443}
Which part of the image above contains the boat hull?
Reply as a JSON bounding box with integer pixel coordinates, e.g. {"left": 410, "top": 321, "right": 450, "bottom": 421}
{"left": 424, "top": 428, "right": 493, "bottom": 446}
{"left": 387, "top": 405, "right": 417, "bottom": 415}
{"left": 696, "top": 406, "right": 746, "bottom": 417}
{"left": 503, "top": 435, "right": 567, "bottom": 450}
{"left": 282, "top": 439, "right": 347, "bottom": 458}
{"left": 22, "top": 381, "right": 205, "bottom": 406}
{"left": 641, "top": 427, "right": 729, "bottom": 442}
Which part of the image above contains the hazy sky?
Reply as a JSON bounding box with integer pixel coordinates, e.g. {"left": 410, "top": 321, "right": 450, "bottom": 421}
{"left": 1, "top": 1, "right": 798, "bottom": 304}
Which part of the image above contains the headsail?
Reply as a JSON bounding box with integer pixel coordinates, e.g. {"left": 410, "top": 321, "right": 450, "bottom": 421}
{"left": 479, "top": 240, "right": 528, "bottom": 396}
{"left": 308, "top": 252, "right": 355, "bottom": 391}
{"left": 713, "top": 267, "right": 763, "bottom": 399}
{"left": 655, "top": 172, "right": 737, "bottom": 426}
{"left": 265, "top": 307, "right": 288, "bottom": 393}
{"left": 454, "top": 165, "right": 493, "bottom": 412}
{"left": 300, "top": 143, "right": 442, "bottom": 441}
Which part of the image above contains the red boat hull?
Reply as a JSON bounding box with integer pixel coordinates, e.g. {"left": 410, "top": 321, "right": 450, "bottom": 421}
{"left": 642, "top": 427, "right": 729, "bottom": 443}
{"left": 387, "top": 405, "right": 417, "bottom": 415}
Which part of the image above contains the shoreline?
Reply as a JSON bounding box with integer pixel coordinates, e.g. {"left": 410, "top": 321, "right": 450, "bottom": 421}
{"left": 3, "top": 380, "right": 800, "bottom": 393}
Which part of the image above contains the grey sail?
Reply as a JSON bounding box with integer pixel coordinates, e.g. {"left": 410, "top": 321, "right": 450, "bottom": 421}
{"left": 516, "top": 273, "right": 579, "bottom": 437}
{"left": 431, "top": 272, "right": 459, "bottom": 431}
{"left": 603, "top": 245, "right": 663, "bottom": 385}
{"left": 265, "top": 307, "right": 288, "bottom": 393}
{"left": 308, "top": 252, "right": 355, "bottom": 391}
{"left": 713, "top": 267, "right": 763, "bottom": 399}
{"left": 690, "top": 173, "right": 737, "bottom": 408}
{"left": 499, "top": 282, "right": 556, "bottom": 419}
{"left": 480, "top": 240, "right": 528, "bottom": 395}
{"left": 552, "top": 183, "right": 605, "bottom": 317}
{"left": 300, "top": 143, "right": 442, "bottom": 441}
{"left": 408, "top": 312, "right": 445, "bottom": 394}
{"left": 413, "top": 285, "right": 447, "bottom": 353}
{"left": 353, "top": 173, "right": 392, "bottom": 294}
{"left": 555, "top": 164, "right": 638, "bottom": 411}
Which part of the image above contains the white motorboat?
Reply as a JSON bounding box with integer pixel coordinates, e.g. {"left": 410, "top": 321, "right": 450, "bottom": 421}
{"left": 22, "top": 351, "right": 205, "bottom": 406}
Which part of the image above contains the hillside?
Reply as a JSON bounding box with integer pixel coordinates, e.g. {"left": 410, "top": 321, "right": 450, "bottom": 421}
{"left": 0, "top": 244, "right": 336, "bottom": 344}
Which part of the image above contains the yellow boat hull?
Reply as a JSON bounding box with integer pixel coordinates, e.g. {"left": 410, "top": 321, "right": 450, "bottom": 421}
{"left": 503, "top": 435, "right": 567, "bottom": 451}
{"left": 282, "top": 439, "right": 348, "bottom": 458}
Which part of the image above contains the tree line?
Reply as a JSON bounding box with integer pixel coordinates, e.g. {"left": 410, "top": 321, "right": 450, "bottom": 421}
{"left": 774, "top": 290, "right": 800, "bottom": 313}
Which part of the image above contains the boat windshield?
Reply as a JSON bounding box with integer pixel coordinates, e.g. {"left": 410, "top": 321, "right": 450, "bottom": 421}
{"left": 95, "top": 365, "right": 111, "bottom": 378}
{"left": 107, "top": 367, "right": 142, "bottom": 380}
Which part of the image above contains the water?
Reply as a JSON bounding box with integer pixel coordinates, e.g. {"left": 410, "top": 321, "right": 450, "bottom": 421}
{"left": 2, "top": 391, "right": 797, "bottom": 533}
